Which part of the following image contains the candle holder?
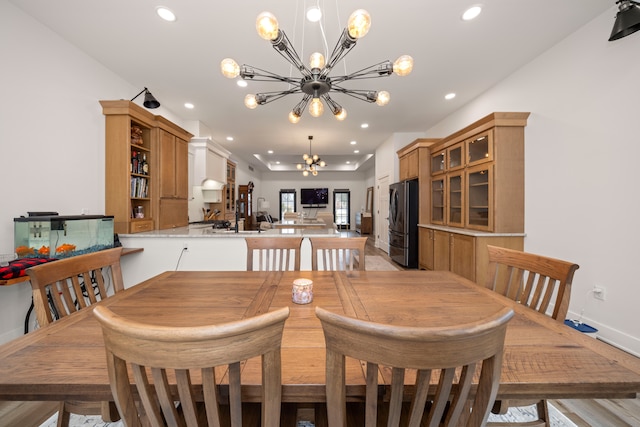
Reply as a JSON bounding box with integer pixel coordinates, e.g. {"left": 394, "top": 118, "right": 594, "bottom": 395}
{"left": 292, "top": 278, "right": 313, "bottom": 304}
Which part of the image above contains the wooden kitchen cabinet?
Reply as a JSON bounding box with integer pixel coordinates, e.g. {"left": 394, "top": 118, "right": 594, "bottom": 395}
{"left": 399, "top": 149, "right": 419, "bottom": 180}
{"left": 238, "top": 184, "right": 252, "bottom": 230}
{"left": 397, "top": 139, "right": 440, "bottom": 226}
{"left": 156, "top": 117, "right": 192, "bottom": 229}
{"left": 101, "top": 100, "right": 156, "bottom": 234}
{"left": 101, "top": 100, "right": 192, "bottom": 233}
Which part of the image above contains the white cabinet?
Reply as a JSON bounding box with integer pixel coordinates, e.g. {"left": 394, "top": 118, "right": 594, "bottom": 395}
{"left": 189, "top": 137, "right": 230, "bottom": 202}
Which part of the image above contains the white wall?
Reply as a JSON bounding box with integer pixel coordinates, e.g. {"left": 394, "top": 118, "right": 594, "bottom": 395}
{"left": 424, "top": 7, "right": 640, "bottom": 355}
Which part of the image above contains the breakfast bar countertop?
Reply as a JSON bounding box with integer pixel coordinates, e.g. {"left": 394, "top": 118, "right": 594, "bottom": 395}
{"left": 120, "top": 225, "right": 341, "bottom": 238}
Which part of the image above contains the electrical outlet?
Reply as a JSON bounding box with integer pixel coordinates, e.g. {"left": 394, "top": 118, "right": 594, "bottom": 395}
{"left": 183, "top": 242, "right": 189, "bottom": 252}
{"left": 593, "top": 285, "right": 606, "bottom": 301}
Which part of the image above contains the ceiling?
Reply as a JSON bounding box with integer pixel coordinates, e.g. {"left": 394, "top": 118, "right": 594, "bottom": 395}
{"left": 10, "top": 0, "right": 613, "bottom": 173}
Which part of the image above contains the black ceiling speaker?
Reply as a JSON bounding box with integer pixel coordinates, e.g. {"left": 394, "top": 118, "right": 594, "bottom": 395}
{"left": 609, "top": 0, "right": 640, "bottom": 41}
{"left": 130, "top": 87, "right": 160, "bottom": 109}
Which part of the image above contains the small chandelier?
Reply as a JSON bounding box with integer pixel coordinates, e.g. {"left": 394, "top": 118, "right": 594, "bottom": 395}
{"left": 296, "top": 136, "right": 325, "bottom": 176}
{"left": 220, "top": 9, "right": 413, "bottom": 123}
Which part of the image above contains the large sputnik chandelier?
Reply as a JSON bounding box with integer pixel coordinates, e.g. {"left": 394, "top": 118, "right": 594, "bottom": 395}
{"left": 220, "top": 8, "right": 414, "bottom": 123}
{"left": 297, "top": 135, "right": 325, "bottom": 176}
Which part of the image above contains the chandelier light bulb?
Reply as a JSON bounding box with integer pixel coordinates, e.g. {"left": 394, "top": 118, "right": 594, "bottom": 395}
{"left": 393, "top": 55, "right": 414, "bottom": 76}
{"left": 306, "top": 158, "right": 313, "bottom": 165}
{"left": 303, "top": 170, "right": 309, "bottom": 177}
{"left": 309, "top": 98, "right": 324, "bottom": 117}
{"left": 244, "top": 94, "right": 258, "bottom": 109}
{"left": 319, "top": 160, "right": 326, "bottom": 167}
{"left": 296, "top": 164, "right": 302, "bottom": 170}
{"left": 309, "top": 52, "right": 325, "bottom": 69}
{"left": 347, "top": 9, "right": 371, "bottom": 39}
{"left": 313, "top": 154, "right": 319, "bottom": 161}
{"left": 335, "top": 108, "right": 347, "bottom": 121}
{"left": 220, "top": 58, "right": 240, "bottom": 78}
{"left": 256, "top": 12, "right": 279, "bottom": 41}
{"left": 303, "top": 153, "right": 309, "bottom": 160}
{"left": 312, "top": 170, "right": 318, "bottom": 176}
{"left": 376, "top": 91, "right": 390, "bottom": 106}
{"left": 288, "top": 111, "right": 301, "bottom": 124}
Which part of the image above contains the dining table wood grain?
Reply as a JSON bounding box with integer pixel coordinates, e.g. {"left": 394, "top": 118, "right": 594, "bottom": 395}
{"left": 0, "top": 270, "right": 639, "bottom": 404}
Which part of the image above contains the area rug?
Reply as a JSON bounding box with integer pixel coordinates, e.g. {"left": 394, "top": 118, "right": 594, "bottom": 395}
{"left": 41, "top": 402, "right": 577, "bottom": 426}
{"left": 364, "top": 255, "right": 400, "bottom": 271}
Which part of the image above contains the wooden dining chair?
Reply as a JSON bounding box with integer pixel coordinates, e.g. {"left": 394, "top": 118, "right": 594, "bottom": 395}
{"left": 316, "top": 306, "right": 514, "bottom": 427}
{"left": 484, "top": 245, "right": 580, "bottom": 427}
{"left": 245, "top": 237, "right": 303, "bottom": 271}
{"left": 309, "top": 237, "right": 367, "bottom": 271}
{"left": 93, "top": 305, "right": 290, "bottom": 427}
{"left": 26, "top": 247, "right": 124, "bottom": 427}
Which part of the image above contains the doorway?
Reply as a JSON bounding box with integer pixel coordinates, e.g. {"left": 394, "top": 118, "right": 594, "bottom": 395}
{"left": 376, "top": 175, "right": 390, "bottom": 253}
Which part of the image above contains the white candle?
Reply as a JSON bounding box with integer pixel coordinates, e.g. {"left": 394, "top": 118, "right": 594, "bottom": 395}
{"left": 292, "top": 278, "right": 313, "bottom": 304}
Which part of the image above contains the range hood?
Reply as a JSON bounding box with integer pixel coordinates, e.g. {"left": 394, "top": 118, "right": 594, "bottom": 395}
{"left": 190, "top": 137, "right": 230, "bottom": 196}
{"left": 201, "top": 178, "right": 224, "bottom": 190}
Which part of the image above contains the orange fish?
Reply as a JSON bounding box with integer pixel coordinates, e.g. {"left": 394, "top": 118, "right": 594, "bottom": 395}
{"left": 55, "top": 243, "right": 76, "bottom": 253}
{"left": 38, "top": 246, "right": 50, "bottom": 255}
{"left": 15, "top": 246, "right": 35, "bottom": 256}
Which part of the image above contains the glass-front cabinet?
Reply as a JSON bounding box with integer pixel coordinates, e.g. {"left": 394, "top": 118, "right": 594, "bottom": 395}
{"left": 467, "top": 131, "right": 493, "bottom": 166}
{"left": 447, "top": 143, "right": 464, "bottom": 171}
{"left": 431, "top": 150, "right": 445, "bottom": 175}
{"left": 466, "top": 165, "right": 492, "bottom": 230}
{"left": 447, "top": 172, "right": 464, "bottom": 227}
{"left": 431, "top": 178, "right": 445, "bottom": 224}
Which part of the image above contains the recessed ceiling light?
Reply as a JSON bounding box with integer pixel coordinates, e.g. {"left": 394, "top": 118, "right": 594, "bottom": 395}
{"left": 237, "top": 80, "right": 248, "bottom": 88}
{"left": 350, "top": 140, "right": 357, "bottom": 145}
{"left": 276, "top": 161, "right": 281, "bottom": 164}
{"left": 445, "top": 93, "right": 456, "bottom": 100}
{"left": 462, "top": 5, "right": 482, "bottom": 21}
{"left": 354, "top": 150, "right": 360, "bottom": 154}
{"left": 267, "top": 150, "right": 274, "bottom": 154}
{"left": 306, "top": 6, "right": 322, "bottom": 22}
{"left": 361, "top": 123, "right": 369, "bottom": 129}
{"left": 156, "top": 6, "right": 176, "bottom": 22}
{"left": 184, "top": 102, "right": 194, "bottom": 109}
{"left": 226, "top": 136, "right": 234, "bottom": 141}
{"left": 346, "top": 161, "right": 351, "bottom": 164}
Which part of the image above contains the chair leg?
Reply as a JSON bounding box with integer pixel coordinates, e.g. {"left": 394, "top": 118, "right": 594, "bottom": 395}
{"left": 536, "top": 399, "right": 550, "bottom": 427}
{"left": 101, "top": 400, "right": 121, "bottom": 422}
{"left": 56, "top": 402, "right": 70, "bottom": 427}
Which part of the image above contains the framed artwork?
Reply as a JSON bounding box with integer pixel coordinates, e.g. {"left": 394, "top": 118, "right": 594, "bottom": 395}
{"left": 366, "top": 187, "right": 374, "bottom": 213}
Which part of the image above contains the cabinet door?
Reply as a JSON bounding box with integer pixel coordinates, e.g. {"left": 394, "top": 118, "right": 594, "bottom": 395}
{"left": 432, "top": 230, "right": 450, "bottom": 271}
{"left": 450, "top": 233, "right": 475, "bottom": 281}
{"left": 431, "top": 178, "right": 445, "bottom": 224}
{"left": 419, "top": 228, "right": 434, "bottom": 270}
{"left": 447, "top": 143, "right": 464, "bottom": 171}
{"left": 159, "top": 130, "right": 176, "bottom": 198}
{"left": 431, "top": 150, "right": 446, "bottom": 175}
{"left": 447, "top": 172, "right": 464, "bottom": 227}
{"left": 466, "top": 131, "right": 493, "bottom": 166}
{"left": 175, "top": 138, "right": 188, "bottom": 199}
{"left": 466, "top": 164, "right": 493, "bottom": 231}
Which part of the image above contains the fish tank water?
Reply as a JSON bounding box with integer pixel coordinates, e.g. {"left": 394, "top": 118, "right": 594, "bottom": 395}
{"left": 14, "top": 215, "right": 114, "bottom": 259}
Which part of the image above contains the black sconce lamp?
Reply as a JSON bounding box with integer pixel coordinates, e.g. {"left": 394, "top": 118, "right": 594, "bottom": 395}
{"left": 609, "top": 0, "right": 640, "bottom": 41}
{"left": 130, "top": 87, "right": 160, "bottom": 109}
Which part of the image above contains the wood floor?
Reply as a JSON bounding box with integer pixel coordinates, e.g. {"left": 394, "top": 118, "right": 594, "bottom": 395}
{"left": 1, "top": 234, "right": 638, "bottom": 427}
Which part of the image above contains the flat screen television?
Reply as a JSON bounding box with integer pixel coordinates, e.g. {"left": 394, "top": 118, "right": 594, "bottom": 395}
{"left": 301, "top": 188, "right": 329, "bottom": 205}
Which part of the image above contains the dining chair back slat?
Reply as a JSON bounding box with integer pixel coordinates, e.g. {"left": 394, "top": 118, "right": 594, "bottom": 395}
{"left": 316, "top": 306, "right": 514, "bottom": 427}
{"left": 245, "top": 237, "right": 302, "bottom": 271}
{"left": 310, "top": 237, "right": 367, "bottom": 271}
{"left": 94, "top": 305, "right": 290, "bottom": 427}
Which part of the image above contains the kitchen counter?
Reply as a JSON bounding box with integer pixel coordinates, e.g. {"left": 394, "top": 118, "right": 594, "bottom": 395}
{"left": 116, "top": 225, "right": 340, "bottom": 287}
{"left": 119, "top": 224, "right": 340, "bottom": 238}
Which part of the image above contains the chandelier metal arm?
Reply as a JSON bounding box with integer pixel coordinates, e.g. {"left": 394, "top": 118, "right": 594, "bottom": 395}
{"left": 321, "top": 94, "right": 344, "bottom": 115}
{"left": 292, "top": 94, "right": 313, "bottom": 116}
{"left": 240, "top": 65, "right": 302, "bottom": 84}
{"left": 254, "top": 88, "right": 304, "bottom": 105}
{"left": 321, "top": 29, "right": 358, "bottom": 78}
{"left": 329, "top": 61, "right": 394, "bottom": 84}
{"left": 329, "top": 86, "right": 378, "bottom": 103}
{"left": 271, "top": 30, "right": 313, "bottom": 78}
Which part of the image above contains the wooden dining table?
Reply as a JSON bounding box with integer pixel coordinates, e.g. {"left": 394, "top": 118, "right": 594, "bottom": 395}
{"left": 0, "top": 270, "right": 639, "bottom": 404}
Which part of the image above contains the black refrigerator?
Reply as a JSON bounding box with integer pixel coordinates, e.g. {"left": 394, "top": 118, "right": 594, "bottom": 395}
{"left": 389, "top": 179, "right": 419, "bottom": 268}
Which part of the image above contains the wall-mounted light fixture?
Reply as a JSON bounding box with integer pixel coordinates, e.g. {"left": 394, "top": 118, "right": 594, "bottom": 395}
{"left": 609, "top": 0, "right": 640, "bottom": 41}
{"left": 130, "top": 87, "right": 161, "bottom": 109}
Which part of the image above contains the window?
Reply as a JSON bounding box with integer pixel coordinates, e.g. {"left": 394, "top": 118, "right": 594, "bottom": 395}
{"left": 333, "top": 190, "right": 350, "bottom": 230}
{"left": 279, "top": 189, "right": 296, "bottom": 221}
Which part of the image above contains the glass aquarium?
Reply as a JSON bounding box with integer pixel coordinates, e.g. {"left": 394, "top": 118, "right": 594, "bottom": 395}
{"left": 14, "top": 215, "right": 114, "bottom": 259}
